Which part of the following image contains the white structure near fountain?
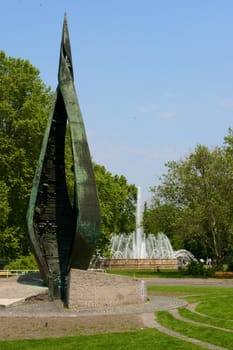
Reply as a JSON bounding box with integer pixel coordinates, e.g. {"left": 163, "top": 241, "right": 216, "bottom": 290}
{"left": 110, "top": 187, "right": 194, "bottom": 261}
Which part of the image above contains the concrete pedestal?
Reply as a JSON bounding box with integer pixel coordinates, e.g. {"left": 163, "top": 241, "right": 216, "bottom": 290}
{"left": 69, "top": 269, "right": 146, "bottom": 309}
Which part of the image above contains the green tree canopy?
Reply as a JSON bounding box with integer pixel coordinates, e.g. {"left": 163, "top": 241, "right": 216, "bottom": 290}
{"left": 146, "top": 140, "right": 233, "bottom": 264}
{"left": 0, "top": 51, "right": 52, "bottom": 258}
{"left": 94, "top": 164, "right": 137, "bottom": 256}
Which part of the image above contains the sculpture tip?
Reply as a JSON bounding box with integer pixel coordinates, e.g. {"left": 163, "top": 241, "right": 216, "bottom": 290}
{"left": 58, "top": 12, "right": 73, "bottom": 83}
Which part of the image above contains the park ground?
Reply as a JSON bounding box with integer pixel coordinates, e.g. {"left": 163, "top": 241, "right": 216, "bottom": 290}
{"left": 0, "top": 273, "right": 233, "bottom": 342}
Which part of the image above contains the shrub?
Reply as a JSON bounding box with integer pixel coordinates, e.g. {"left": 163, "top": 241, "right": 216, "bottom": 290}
{"left": 184, "top": 260, "right": 217, "bottom": 277}
{"left": 4, "top": 253, "right": 38, "bottom": 270}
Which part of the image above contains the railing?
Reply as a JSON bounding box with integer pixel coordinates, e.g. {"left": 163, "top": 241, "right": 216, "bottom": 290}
{"left": 0, "top": 270, "right": 39, "bottom": 278}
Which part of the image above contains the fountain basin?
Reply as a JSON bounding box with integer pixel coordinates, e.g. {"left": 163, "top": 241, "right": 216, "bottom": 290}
{"left": 107, "top": 188, "right": 194, "bottom": 268}
{"left": 97, "top": 258, "right": 178, "bottom": 270}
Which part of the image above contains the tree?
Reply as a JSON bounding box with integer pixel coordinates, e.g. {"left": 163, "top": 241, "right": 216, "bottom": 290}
{"left": 148, "top": 143, "right": 233, "bottom": 263}
{"left": 0, "top": 51, "right": 137, "bottom": 260}
{"left": 0, "top": 51, "right": 52, "bottom": 259}
{"left": 93, "top": 164, "right": 137, "bottom": 255}
{"left": 0, "top": 181, "right": 21, "bottom": 259}
{"left": 143, "top": 202, "right": 179, "bottom": 247}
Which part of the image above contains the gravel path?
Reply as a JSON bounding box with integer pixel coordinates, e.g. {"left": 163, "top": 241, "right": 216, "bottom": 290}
{"left": 0, "top": 294, "right": 187, "bottom": 317}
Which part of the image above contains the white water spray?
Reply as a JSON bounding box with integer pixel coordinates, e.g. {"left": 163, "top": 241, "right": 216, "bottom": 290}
{"left": 110, "top": 186, "right": 194, "bottom": 261}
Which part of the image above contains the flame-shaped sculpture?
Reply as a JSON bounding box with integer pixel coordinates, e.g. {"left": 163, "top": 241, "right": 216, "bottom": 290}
{"left": 26, "top": 14, "right": 101, "bottom": 306}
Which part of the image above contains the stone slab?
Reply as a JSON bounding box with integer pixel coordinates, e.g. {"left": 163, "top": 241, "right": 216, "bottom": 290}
{"left": 0, "top": 298, "right": 26, "bottom": 308}
{"left": 0, "top": 274, "right": 47, "bottom": 308}
{"left": 69, "top": 269, "right": 146, "bottom": 309}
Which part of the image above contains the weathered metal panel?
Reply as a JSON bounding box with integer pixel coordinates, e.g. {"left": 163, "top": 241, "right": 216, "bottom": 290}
{"left": 26, "top": 14, "right": 101, "bottom": 306}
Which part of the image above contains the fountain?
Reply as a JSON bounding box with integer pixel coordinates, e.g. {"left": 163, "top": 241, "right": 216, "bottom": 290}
{"left": 110, "top": 232, "right": 194, "bottom": 260}
{"left": 101, "top": 187, "right": 194, "bottom": 270}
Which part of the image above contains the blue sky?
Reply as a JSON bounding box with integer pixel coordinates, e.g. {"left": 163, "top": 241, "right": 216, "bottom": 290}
{"left": 1, "top": 1, "right": 233, "bottom": 203}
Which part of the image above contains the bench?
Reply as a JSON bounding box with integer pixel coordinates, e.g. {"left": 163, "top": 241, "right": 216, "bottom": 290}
{"left": 0, "top": 271, "right": 12, "bottom": 277}
{"left": 215, "top": 271, "right": 233, "bottom": 277}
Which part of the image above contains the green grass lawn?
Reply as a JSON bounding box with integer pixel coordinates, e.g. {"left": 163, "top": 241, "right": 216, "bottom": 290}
{"left": 149, "top": 285, "right": 233, "bottom": 325}
{"left": 157, "top": 311, "right": 233, "bottom": 349}
{"left": 106, "top": 268, "right": 230, "bottom": 279}
{"left": 106, "top": 268, "right": 186, "bottom": 278}
{"left": 148, "top": 284, "right": 233, "bottom": 301}
{"left": 0, "top": 329, "right": 208, "bottom": 350}
{"left": 179, "top": 307, "right": 233, "bottom": 330}
{"left": 149, "top": 285, "right": 233, "bottom": 349}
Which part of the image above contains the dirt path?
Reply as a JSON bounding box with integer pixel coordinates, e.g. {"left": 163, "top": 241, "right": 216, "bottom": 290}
{"left": 0, "top": 314, "right": 146, "bottom": 341}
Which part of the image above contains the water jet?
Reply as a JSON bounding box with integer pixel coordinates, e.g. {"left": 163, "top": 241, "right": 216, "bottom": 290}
{"left": 101, "top": 187, "right": 194, "bottom": 269}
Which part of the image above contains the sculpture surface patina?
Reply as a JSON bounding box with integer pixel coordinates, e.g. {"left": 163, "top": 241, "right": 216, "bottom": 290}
{"left": 26, "top": 15, "right": 101, "bottom": 306}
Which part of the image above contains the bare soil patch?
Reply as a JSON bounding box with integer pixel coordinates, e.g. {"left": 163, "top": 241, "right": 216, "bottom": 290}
{"left": 0, "top": 314, "right": 144, "bottom": 341}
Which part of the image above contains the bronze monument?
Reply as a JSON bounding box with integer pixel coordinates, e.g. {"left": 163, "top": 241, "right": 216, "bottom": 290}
{"left": 26, "top": 14, "right": 101, "bottom": 306}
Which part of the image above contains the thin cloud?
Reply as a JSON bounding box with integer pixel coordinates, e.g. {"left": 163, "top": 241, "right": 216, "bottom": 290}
{"left": 217, "top": 97, "right": 233, "bottom": 109}
{"left": 159, "top": 111, "right": 176, "bottom": 120}
{"left": 139, "top": 101, "right": 158, "bottom": 114}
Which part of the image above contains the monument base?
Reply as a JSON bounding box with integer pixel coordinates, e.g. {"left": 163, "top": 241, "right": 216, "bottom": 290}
{"left": 69, "top": 269, "right": 146, "bottom": 309}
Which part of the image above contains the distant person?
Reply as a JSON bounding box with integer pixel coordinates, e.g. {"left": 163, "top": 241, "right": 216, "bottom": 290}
{"left": 177, "top": 259, "right": 183, "bottom": 271}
